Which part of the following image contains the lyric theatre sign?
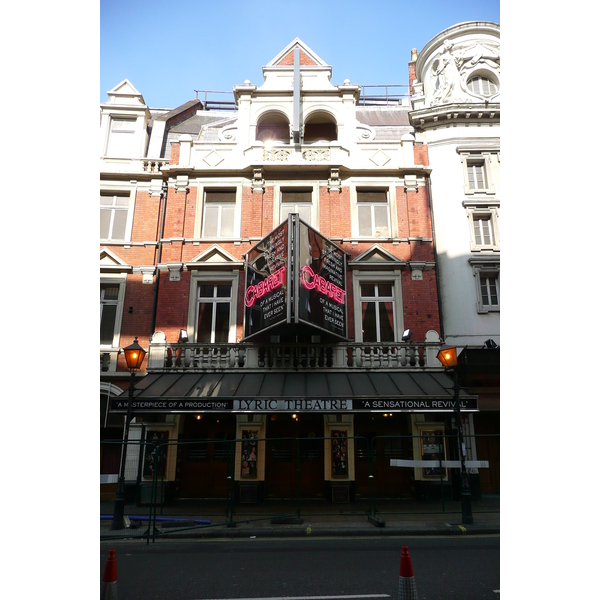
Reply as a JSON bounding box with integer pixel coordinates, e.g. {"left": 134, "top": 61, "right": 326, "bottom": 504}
{"left": 244, "top": 214, "right": 347, "bottom": 339}
{"left": 109, "top": 397, "right": 479, "bottom": 413}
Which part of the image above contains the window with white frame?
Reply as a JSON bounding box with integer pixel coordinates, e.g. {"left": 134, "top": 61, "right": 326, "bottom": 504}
{"left": 359, "top": 282, "right": 396, "bottom": 342}
{"left": 467, "top": 208, "right": 500, "bottom": 251}
{"left": 196, "top": 282, "right": 233, "bottom": 343}
{"left": 479, "top": 273, "right": 499, "bottom": 309}
{"left": 106, "top": 116, "right": 138, "bottom": 157}
{"left": 280, "top": 189, "right": 312, "bottom": 224}
{"left": 100, "top": 282, "right": 124, "bottom": 346}
{"left": 202, "top": 190, "right": 236, "bottom": 238}
{"left": 101, "top": 192, "right": 131, "bottom": 241}
{"left": 187, "top": 272, "right": 239, "bottom": 345}
{"left": 467, "top": 75, "right": 498, "bottom": 97}
{"left": 357, "top": 189, "right": 390, "bottom": 237}
{"left": 469, "top": 259, "right": 500, "bottom": 313}
{"left": 466, "top": 158, "right": 488, "bottom": 191}
{"left": 459, "top": 151, "right": 496, "bottom": 195}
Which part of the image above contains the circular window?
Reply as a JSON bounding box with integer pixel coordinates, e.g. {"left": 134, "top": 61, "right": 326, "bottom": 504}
{"left": 466, "top": 75, "right": 498, "bottom": 97}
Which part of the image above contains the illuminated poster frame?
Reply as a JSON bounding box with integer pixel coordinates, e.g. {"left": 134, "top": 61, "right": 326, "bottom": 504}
{"left": 295, "top": 218, "right": 347, "bottom": 339}
{"left": 243, "top": 218, "right": 291, "bottom": 339}
{"left": 243, "top": 215, "right": 348, "bottom": 340}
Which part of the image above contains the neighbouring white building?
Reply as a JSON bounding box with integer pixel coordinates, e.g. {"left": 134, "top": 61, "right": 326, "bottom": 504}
{"left": 409, "top": 21, "right": 500, "bottom": 494}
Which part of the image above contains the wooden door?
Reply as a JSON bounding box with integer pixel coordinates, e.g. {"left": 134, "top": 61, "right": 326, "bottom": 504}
{"left": 179, "top": 414, "right": 235, "bottom": 498}
{"left": 265, "top": 415, "right": 324, "bottom": 499}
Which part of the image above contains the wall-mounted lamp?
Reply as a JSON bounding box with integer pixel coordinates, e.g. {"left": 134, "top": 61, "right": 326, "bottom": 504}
{"left": 402, "top": 329, "right": 411, "bottom": 342}
{"left": 178, "top": 329, "right": 188, "bottom": 343}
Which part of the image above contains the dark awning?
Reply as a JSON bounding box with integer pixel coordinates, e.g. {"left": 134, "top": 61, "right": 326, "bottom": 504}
{"left": 109, "top": 371, "right": 478, "bottom": 414}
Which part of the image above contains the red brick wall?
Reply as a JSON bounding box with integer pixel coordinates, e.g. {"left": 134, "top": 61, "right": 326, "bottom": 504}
{"left": 414, "top": 143, "right": 429, "bottom": 166}
{"left": 105, "top": 170, "right": 442, "bottom": 377}
{"left": 169, "top": 142, "right": 180, "bottom": 165}
{"left": 408, "top": 61, "right": 417, "bottom": 95}
{"left": 278, "top": 49, "right": 317, "bottom": 66}
{"left": 400, "top": 270, "right": 440, "bottom": 341}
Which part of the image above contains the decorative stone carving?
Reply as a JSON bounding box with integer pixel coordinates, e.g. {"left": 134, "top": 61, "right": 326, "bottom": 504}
{"left": 251, "top": 168, "right": 265, "bottom": 194}
{"left": 328, "top": 167, "right": 341, "bottom": 193}
{"left": 167, "top": 264, "right": 182, "bottom": 282}
{"left": 302, "top": 148, "right": 330, "bottom": 162}
{"left": 263, "top": 148, "right": 291, "bottom": 162}
{"left": 149, "top": 178, "right": 164, "bottom": 197}
{"left": 203, "top": 150, "right": 225, "bottom": 167}
{"left": 431, "top": 40, "right": 463, "bottom": 105}
{"left": 430, "top": 39, "right": 500, "bottom": 106}
{"left": 357, "top": 125, "right": 374, "bottom": 141}
{"left": 369, "top": 150, "right": 390, "bottom": 167}
{"left": 174, "top": 175, "right": 189, "bottom": 193}
{"left": 457, "top": 43, "right": 500, "bottom": 74}
{"left": 218, "top": 126, "right": 238, "bottom": 142}
{"left": 404, "top": 174, "right": 419, "bottom": 193}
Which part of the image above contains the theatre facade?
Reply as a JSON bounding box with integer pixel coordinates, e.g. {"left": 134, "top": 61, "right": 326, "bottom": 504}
{"left": 100, "top": 35, "right": 489, "bottom": 504}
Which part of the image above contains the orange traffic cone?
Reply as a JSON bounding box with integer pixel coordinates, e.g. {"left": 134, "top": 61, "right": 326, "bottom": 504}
{"left": 101, "top": 549, "right": 118, "bottom": 600}
{"left": 398, "top": 545, "right": 417, "bottom": 600}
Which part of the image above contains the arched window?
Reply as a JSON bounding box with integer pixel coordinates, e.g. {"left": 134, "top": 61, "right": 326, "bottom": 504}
{"left": 466, "top": 75, "right": 498, "bottom": 97}
{"left": 256, "top": 112, "right": 290, "bottom": 143}
{"left": 303, "top": 112, "right": 337, "bottom": 143}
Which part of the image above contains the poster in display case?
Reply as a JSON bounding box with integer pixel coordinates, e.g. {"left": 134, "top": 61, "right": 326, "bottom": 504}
{"left": 420, "top": 428, "right": 447, "bottom": 479}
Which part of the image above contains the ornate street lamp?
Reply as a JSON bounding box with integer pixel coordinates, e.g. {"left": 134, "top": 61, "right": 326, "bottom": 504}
{"left": 111, "top": 337, "right": 146, "bottom": 530}
{"left": 437, "top": 345, "right": 474, "bottom": 525}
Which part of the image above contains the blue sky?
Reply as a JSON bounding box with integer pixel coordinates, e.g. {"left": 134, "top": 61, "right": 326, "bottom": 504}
{"left": 101, "top": 0, "right": 500, "bottom": 109}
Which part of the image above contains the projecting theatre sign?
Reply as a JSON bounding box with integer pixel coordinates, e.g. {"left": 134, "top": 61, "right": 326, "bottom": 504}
{"left": 243, "top": 214, "right": 348, "bottom": 339}
{"left": 109, "top": 397, "right": 478, "bottom": 413}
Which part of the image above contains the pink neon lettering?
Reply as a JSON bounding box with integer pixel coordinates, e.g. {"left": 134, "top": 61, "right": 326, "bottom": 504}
{"left": 245, "top": 266, "right": 286, "bottom": 307}
{"left": 300, "top": 265, "right": 346, "bottom": 305}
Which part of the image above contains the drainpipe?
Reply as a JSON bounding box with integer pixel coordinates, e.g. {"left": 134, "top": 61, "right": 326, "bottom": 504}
{"left": 150, "top": 181, "right": 168, "bottom": 338}
{"left": 426, "top": 175, "right": 445, "bottom": 341}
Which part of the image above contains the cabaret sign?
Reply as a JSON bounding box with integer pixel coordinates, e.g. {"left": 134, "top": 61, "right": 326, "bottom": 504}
{"left": 243, "top": 214, "right": 347, "bottom": 339}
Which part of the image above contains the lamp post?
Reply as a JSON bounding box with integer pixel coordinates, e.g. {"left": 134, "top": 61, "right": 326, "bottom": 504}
{"left": 111, "top": 337, "right": 146, "bottom": 530}
{"left": 436, "top": 345, "right": 473, "bottom": 525}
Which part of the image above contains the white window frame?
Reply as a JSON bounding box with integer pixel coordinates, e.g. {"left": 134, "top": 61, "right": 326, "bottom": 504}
{"left": 469, "top": 260, "right": 500, "bottom": 313}
{"left": 100, "top": 276, "right": 126, "bottom": 349}
{"left": 100, "top": 190, "right": 136, "bottom": 243}
{"left": 350, "top": 181, "right": 398, "bottom": 240}
{"left": 273, "top": 184, "right": 318, "bottom": 227}
{"left": 186, "top": 271, "right": 239, "bottom": 344}
{"left": 466, "top": 207, "right": 500, "bottom": 252}
{"left": 352, "top": 271, "right": 404, "bottom": 342}
{"left": 106, "top": 115, "right": 139, "bottom": 158}
{"left": 459, "top": 152, "right": 496, "bottom": 195}
{"left": 466, "top": 74, "right": 499, "bottom": 98}
{"left": 195, "top": 182, "right": 242, "bottom": 240}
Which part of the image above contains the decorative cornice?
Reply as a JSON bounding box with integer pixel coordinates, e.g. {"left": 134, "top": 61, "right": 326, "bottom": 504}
{"left": 409, "top": 103, "right": 499, "bottom": 129}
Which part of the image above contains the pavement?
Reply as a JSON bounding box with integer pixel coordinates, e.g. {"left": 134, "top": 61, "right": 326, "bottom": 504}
{"left": 100, "top": 496, "right": 500, "bottom": 540}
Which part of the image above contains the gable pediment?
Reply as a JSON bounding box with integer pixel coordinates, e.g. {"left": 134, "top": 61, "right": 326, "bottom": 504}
{"left": 266, "top": 38, "right": 328, "bottom": 68}
{"left": 100, "top": 248, "right": 133, "bottom": 273}
{"left": 103, "top": 79, "right": 147, "bottom": 107}
{"left": 187, "top": 245, "right": 244, "bottom": 269}
{"left": 348, "top": 244, "right": 405, "bottom": 268}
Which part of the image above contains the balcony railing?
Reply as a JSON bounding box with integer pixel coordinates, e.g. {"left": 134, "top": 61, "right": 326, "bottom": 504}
{"left": 146, "top": 341, "right": 444, "bottom": 372}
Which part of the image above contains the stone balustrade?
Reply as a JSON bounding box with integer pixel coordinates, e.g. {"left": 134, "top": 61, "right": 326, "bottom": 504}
{"left": 144, "top": 341, "right": 444, "bottom": 372}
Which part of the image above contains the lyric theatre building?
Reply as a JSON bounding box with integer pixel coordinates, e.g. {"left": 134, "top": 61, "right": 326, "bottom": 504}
{"left": 100, "top": 35, "right": 487, "bottom": 503}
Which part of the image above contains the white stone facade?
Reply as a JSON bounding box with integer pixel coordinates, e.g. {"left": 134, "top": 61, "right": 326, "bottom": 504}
{"left": 410, "top": 22, "right": 500, "bottom": 348}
